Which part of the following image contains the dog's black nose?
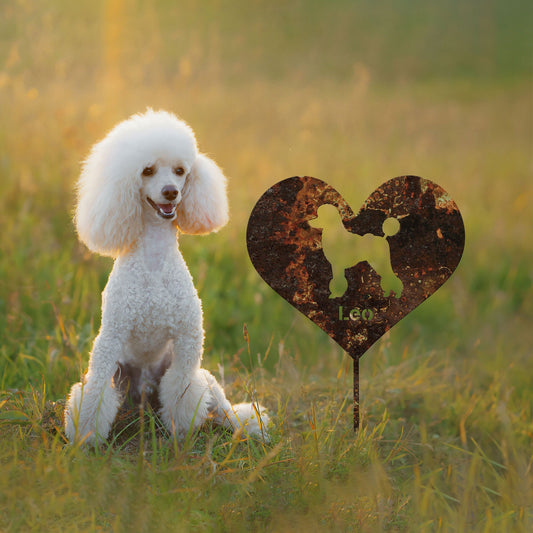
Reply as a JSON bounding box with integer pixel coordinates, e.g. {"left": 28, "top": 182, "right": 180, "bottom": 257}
{"left": 162, "top": 185, "right": 178, "bottom": 201}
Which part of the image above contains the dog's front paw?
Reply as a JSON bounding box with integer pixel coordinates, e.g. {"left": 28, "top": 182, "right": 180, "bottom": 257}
{"left": 64, "top": 382, "right": 94, "bottom": 445}
{"left": 64, "top": 381, "right": 118, "bottom": 446}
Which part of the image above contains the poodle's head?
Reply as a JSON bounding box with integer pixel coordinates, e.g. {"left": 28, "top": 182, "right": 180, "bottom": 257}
{"left": 75, "top": 109, "right": 229, "bottom": 257}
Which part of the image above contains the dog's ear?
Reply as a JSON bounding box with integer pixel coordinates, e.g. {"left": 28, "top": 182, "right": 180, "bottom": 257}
{"left": 75, "top": 140, "right": 143, "bottom": 258}
{"left": 175, "top": 154, "right": 229, "bottom": 235}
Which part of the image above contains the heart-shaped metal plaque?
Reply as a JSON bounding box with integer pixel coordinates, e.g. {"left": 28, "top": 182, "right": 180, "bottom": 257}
{"left": 246, "top": 175, "right": 465, "bottom": 428}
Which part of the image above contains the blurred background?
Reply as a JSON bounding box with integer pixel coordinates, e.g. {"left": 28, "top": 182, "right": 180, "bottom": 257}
{"left": 0, "top": 0, "right": 531, "bottom": 393}
{"left": 1, "top": 3, "right": 532, "bottom": 528}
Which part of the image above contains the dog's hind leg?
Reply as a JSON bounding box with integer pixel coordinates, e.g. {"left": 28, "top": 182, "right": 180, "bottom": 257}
{"left": 201, "top": 369, "right": 270, "bottom": 440}
{"left": 378, "top": 261, "right": 403, "bottom": 298}
{"left": 158, "top": 342, "right": 269, "bottom": 440}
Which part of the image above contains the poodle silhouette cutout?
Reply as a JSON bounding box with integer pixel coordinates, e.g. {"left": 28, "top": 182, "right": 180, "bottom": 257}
{"left": 247, "top": 175, "right": 465, "bottom": 429}
{"left": 309, "top": 204, "right": 403, "bottom": 299}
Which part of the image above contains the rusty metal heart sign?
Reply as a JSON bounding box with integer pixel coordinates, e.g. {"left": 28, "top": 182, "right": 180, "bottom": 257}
{"left": 246, "top": 175, "right": 465, "bottom": 428}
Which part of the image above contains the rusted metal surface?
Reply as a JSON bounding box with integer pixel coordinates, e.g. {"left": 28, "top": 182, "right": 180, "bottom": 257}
{"left": 246, "top": 176, "right": 465, "bottom": 429}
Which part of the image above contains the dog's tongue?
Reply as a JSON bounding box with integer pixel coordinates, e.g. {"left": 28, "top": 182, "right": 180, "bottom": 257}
{"left": 158, "top": 204, "right": 175, "bottom": 214}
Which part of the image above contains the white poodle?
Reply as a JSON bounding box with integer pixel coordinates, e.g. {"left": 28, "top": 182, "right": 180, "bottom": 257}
{"left": 64, "top": 109, "right": 269, "bottom": 446}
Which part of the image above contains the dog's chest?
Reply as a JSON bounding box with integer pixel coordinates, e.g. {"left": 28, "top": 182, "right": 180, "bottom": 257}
{"left": 106, "top": 250, "right": 201, "bottom": 336}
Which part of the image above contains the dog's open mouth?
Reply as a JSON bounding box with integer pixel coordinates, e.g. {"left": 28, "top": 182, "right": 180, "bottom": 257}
{"left": 146, "top": 197, "right": 177, "bottom": 220}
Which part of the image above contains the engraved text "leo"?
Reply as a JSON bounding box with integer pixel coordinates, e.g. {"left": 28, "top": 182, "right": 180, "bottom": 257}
{"left": 338, "top": 306, "right": 375, "bottom": 321}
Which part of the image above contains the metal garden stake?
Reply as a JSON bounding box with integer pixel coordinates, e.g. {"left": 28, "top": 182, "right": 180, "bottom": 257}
{"left": 247, "top": 176, "right": 464, "bottom": 430}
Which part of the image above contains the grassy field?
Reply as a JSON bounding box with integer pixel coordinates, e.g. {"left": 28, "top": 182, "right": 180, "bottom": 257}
{"left": 1, "top": 0, "right": 532, "bottom": 531}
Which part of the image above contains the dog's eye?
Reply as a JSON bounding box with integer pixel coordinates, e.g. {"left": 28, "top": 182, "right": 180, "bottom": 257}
{"left": 142, "top": 165, "right": 155, "bottom": 177}
{"left": 174, "top": 166, "right": 185, "bottom": 176}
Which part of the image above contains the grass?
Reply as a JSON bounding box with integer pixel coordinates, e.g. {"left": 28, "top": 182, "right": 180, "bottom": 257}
{"left": 1, "top": 0, "right": 532, "bottom": 531}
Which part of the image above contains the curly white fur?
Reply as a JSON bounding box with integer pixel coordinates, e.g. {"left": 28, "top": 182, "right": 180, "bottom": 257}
{"left": 64, "top": 109, "right": 269, "bottom": 446}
